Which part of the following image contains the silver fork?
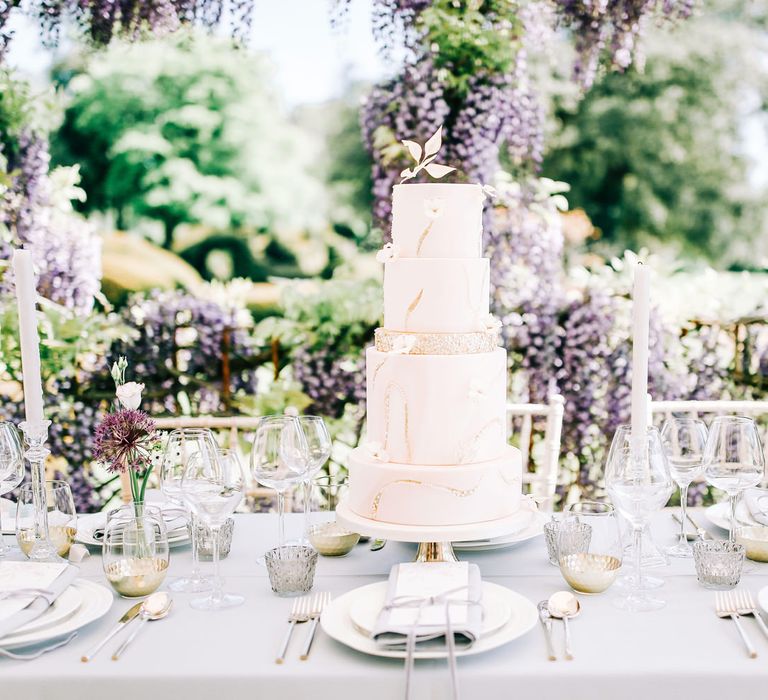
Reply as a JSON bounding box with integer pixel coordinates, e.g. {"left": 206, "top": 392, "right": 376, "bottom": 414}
{"left": 0, "top": 632, "right": 77, "bottom": 661}
{"left": 276, "top": 595, "right": 311, "bottom": 664}
{"left": 715, "top": 591, "right": 758, "bottom": 658}
{"left": 733, "top": 590, "right": 768, "bottom": 640}
{"left": 300, "top": 592, "right": 331, "bottom": 661}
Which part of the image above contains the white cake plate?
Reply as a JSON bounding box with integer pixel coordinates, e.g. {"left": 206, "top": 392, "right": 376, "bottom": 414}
{"left": 336, "top": 499, "right": 538, "bottom": 562}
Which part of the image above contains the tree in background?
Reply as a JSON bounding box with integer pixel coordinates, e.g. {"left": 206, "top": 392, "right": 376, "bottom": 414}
{"left": 543, "top": 1, "right": 768, "bottom": 263}
{"left": 52, "top": 31, "right": 327, "bottom": 250}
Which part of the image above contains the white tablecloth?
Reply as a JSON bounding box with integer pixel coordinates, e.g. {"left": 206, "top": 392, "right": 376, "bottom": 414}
{"left": 2, "top": 508, "right": 767, "bottom": 700}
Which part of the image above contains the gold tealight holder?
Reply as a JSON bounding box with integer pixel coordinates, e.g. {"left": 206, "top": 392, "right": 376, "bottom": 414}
{"left": 18, "top": 525, "right": 76, "bottom": 559}
{"left": 734, "top": 526, "right": 768, "bottom": 563}
{"left": 559, "top": 552, "right": 622, "bottom": 594}
{"left": 308, "top": 521, "right": 360, "bottom": 557}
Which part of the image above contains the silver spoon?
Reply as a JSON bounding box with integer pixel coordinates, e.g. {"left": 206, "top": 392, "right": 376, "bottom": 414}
{"left": 112, "top": 592, "right": 173, "bottom": 660}
{"left": 548, "top": 591, "right": 581, "bottom": 661}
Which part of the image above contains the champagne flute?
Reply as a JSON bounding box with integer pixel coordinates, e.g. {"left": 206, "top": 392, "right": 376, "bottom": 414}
{"left": 0, "top": 421, "right": 24, "bottom": 557}
{"left": 606, "top": 425, "right": 674, "bottom": 612}
{"left": 182, "top": 445, "right": 246, "bottom": 610}
{"left": 160, "top": 428, "right": 218, "bottom": 593}
{"left": 250, "top": 416, "right": 308, "bottom": 550}
{"left": 702, "top": 416, "right": 765, "bottom": 542}
{"left": 661, "top": 417, "right": 707, "bottom": 557}
{"left": 296, "top": 416, "right": 332, "bottom": 545}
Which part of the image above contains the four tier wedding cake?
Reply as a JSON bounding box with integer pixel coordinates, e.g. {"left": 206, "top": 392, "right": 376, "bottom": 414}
{"left": 346, "top": 174, "right": 523, "bottom": 527}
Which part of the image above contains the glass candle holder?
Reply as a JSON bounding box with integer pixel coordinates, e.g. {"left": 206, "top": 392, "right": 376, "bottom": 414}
{"left": 693, "top": 540, "right": 745, "bottom": 590}
{"left": 265, "top": 545, "right": 318, "bottom": 597}
{"left": 196, "top": 517, "right": 235, "bottom": 560}
{"left": 306, "top": 476, "right": 359, "bottom": 556}
{"left": 16, "top": 480, "right": 77, "bottom": 558}
{"left": 734, "top": 526, "right": 768, "bottom": 563}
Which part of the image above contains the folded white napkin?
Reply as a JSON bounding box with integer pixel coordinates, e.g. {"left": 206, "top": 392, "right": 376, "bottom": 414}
{"left": 744, "top": 488, "right": 768, "bottom": 526}
{"left": 0, "top": 562, "right": 80, "bottom": 640}
{"left": 372, "top": 562, "right": 482, "bottom": 700}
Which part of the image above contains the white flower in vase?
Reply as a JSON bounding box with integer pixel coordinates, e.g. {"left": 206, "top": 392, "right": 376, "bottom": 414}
{"left": 116, "top": 381, "right": 145, "bottom": 410}
{"left": 376, "top": 242, "right": 402, "bottom": 264}
{"left": 365, "top": 441, "right": 390, "bottom": 463}
{"left": 423, "top": 197, "right": 446, "bottom": 220}
{"left": 391, "top": 335, "right": 416, "bottom": 354}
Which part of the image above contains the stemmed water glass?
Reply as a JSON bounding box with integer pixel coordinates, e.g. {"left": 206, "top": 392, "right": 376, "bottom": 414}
{"left": 297, "top": 416, "right": 332, "bottom": 544}
{"left": 605, "top": 425, "right": 674, "bottom": 612}
{"left": 160, "top": 428, "right": 217, "bottom": 593}
{"left": 181, "top": 443, "right": 246, "bottom": 610}
{"left": 0, "top": 422, "right": 24, "bottom": 557}
{"left": 250, "top": 416, "right": 308, "bottom": 550}
{"left": 661, "top": 417, "right": 708, "bottom": 557}
{"left": 702, "top": 416, "right": 765, "bottom": 541}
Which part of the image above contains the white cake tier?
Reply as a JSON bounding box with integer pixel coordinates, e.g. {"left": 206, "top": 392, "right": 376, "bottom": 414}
{"left": 347, "top": 445, "right": 522, "bottom": 526}
{"left": 391, "top": 183, "right": 484, "bottom": 258}
{"left": 366, "top": 346, "right": 507, "bottom": 465}
{"left": 383, "top": 258, "right": 489, "bottom": 333}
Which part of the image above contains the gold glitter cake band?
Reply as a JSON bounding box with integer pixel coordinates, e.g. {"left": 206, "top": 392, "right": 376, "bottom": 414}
{"left": 375, "top": 328, "right": 500, "bottom": 355}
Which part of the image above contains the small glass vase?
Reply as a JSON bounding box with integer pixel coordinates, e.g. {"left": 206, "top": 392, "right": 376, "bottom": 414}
{"left": 103, "top": 504, "right": 169, "bottom": 598}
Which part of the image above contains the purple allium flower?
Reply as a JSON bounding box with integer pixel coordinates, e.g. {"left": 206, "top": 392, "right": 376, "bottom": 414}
{"left": 92, "top": 409, "right": 160, "bottom": 474}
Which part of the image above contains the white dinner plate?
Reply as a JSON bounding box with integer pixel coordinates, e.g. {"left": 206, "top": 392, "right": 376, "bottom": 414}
{"left": 757, "top": 585, "right": 768, "bottom": 615}
{"left": 76, "top": 513, "right": 190, "bottom": 548}
{"left": 452, "top": 510, "right": 548, "bottom": 552}
{"left": 705, "top": 502, "right": 757, "bottom": 532}
{"left": 10, "top": 584, "right": 84, "bottom": 636}
{"left": 0, "top": 579, "right": 113, "bottom": 650}
{"left": 349, "top": 580, "right": 512, "bottom": 639}
{"left": 321, "top": 581, "right": 537, "bottom": 660}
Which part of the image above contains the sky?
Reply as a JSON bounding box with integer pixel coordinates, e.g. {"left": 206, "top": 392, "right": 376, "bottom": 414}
{"left": 6, "top": 0, "right": 390, "bottom": 106}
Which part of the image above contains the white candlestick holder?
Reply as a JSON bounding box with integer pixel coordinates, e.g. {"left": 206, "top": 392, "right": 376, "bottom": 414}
{"left": 19, "top": 419, "right": 62, "bottom": 562}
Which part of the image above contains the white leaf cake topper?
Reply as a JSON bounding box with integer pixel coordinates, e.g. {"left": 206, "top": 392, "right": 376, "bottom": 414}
{"left": 399, "top": 125, "right": 456, "bottom": 183}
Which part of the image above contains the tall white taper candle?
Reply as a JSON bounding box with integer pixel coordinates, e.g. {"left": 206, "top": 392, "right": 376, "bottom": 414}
{"left": 12, "top": 249, "right": 45, "bottom": 423}
{"left": 630, "top": 262, "right": 650, "bottom": 447}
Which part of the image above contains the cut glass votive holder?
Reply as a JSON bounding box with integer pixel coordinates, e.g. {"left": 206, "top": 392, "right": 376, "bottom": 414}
{"left": 195, "top": 517, "right": 235, "bottom": 560}
{"left": 693, "top": 540, "right": 745, "bottom": 590}
{"left": 265, "top": 545, "right": 318, "bottom": 597}
{"left": 545, "top": 519, "right": 592, "bottom": 566}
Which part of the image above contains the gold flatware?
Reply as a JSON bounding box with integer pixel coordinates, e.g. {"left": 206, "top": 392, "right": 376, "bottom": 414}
{"left": 81, "top": 601, "right": 143, "bottom": 662}
{"left": 548, "top": 591, "right": 581, "bottom": 661}
{"left": 111, "top": 592, "right": 173, "bottom": 661}
{"left": 276, "top": 595, "right": 311, "bottom": 664}
{"left": 370, "top": 539, "right": 387, "bottom": 551}
{"left": 715, "top": 591, "right": 757, "bottom": 658}
{"left": 537, "top": 600, "right": 557, "bottom": 661}
{"left": 300, "top": 592, "right": 331, "bottom": 661}
{"left": 671, "top": 512, "right": 709, "bottom": 541}
{"left": 732, "top": 590, "right": 768, "bottom": 640}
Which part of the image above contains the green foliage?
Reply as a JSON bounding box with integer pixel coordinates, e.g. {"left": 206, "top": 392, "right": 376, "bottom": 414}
{"left": 542, "top": 10, "right": 768, "bottom": 262}
{"left": 418, "top": 0, "right": 522, "bottom": 97}
{"left": 51, "top": 31, "right": 327, "bottom": 249}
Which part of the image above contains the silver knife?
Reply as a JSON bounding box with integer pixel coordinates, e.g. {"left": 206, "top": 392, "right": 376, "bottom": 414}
{"left": 537, "top": 601, "right": 557, "bottom": 661}
{"left": 80, "top": 601, "right": 143, "bottom": 662}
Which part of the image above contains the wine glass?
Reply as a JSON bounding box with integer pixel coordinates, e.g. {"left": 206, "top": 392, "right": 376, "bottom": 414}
{"left": 0, "top": 421, "right": 24, "bottom": 557}
{"left": 661, "top": 417, "right": 708, "bottom": 557}
{"left": 182, "top": 445, "right": 246, "bottom": 610}
{"left": 558, "top": 501, "right": 622, "bottom": 594}
{"left": 702, "top": 416, "right": 765, "bottom": 542}
{"left": 605, "top": 425, "right": 674, "bottom": 612}
{"left": 296, "top": 416, "right": 332, "bottom": 544}
{"left": 160, "top": 428, "right": 218, "bottom": 593}
{"left": 250, "top": 416, "right": 308, "bottom": 550}
{"left": 16, "top": 480, "right": 77, "bottom": 558}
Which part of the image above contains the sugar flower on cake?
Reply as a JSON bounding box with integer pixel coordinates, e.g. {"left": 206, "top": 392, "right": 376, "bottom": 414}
{"left": 468, "top": 379, "right": 486, "bottom": 403}
{"left": 376, "top": 242, "right": 401, "bottom": 263}
{"left": 423, "top": 197, "right": 446, "bottom": 220}
{"left": 365, "top": 441, "right": 390, "bottom": 463}
{"left": 399, "top": 125, "right": 456, "bottom": 183}
{"left": 481, "top": 184, "right": 497, "bottom": 201}
{"left": 391, "top": 335, "right": 416, "bottom": 354}
{"left": 477, "top": 313, "right": 502, "bottom": 333}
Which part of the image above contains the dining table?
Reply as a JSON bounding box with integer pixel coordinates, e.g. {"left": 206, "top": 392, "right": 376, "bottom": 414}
{"left": 2, "top": 507, "right": 768, "bottom": 700}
